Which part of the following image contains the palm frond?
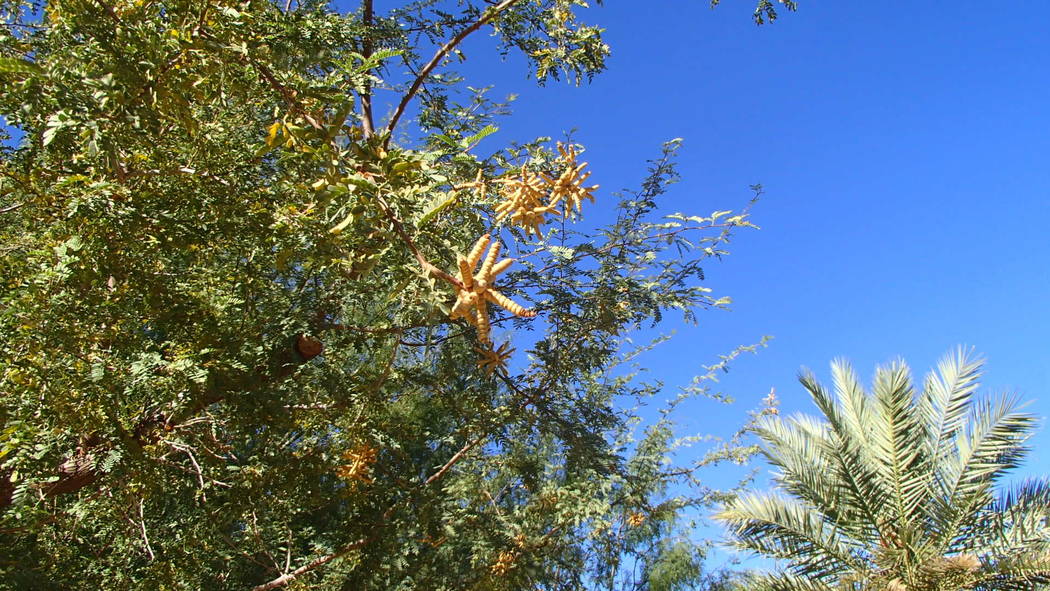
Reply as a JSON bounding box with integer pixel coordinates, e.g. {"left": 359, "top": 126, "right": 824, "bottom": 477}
{"left": 739, "top": 571, "right": 837, "bottom": 591}
{"left": 973, "top": 550, "right": 1050, "bottom": 590}
{"left": 801, "top": 369, "right": 889, "bottom": 540}
{"left": 962, "top": 479, "right": 1050, "bottom": 554}
{"left": 716, "top": 491, "right": 867, "bottom": 578}
{"left": 931, "top": 393, "right": 1036, "bottom": 549}
{"left": 869, "top": 359, "right": 931, "bottom": 528}
{"left": 917, "top": 347, "right": 983, "bottom": 463}
{"left": 733, "top": 350, "right": 1041, "bottom": 591}
{"left": 957, "top": 394, "right": 1035, "bottom": 485}
{"left": 756, "top": 413, "right": 868, "bottom": 542}
{"left": 831, "top": 359, "right": 874, "bottom": 448}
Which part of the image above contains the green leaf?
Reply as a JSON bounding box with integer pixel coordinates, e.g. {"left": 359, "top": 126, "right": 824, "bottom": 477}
{"left": 0, "top": 57, "right": 42, "bottom": 76}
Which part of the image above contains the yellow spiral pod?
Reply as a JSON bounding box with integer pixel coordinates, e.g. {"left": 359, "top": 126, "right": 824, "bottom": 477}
{"left": 490, "top": 258, "right": 514, "bottom": 278}
{"left": 466, "top": 234, "right": 490, "bottom": 269}
{"left": 457, "top": 256, "right": 474, "bottom": 289}
{"left": 475, "top": 302, "right": 491, "bottom": 343}
{"left": 486, "top": 290, "right": 535, "bottom": 318}
{"left": 479, "top": 240, "right": 501, "bottom": 280}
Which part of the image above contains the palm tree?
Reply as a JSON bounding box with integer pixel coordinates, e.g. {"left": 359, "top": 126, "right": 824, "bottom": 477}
{"left": 716, "top": 349, "right": 1050, "bottom": 590}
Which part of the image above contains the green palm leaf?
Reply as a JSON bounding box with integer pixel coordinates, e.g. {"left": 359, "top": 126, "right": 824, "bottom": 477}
{"left": 718, "top": 491, "right": 865, "bottom": 578}
{"left": 868, "top": 359, "right": 929, "bottom": 525}
{"left": 719, "top": 349, "right": 1050, "bottom": 591}
{"left": 964, "top": 479, "right": 1050, "bottom": 553}
{"left": 741, "top": 571, "right": 837, "bottom": 591}
{"left": 918, "top": 347, "right": 984, "bottom": 463}
{"left": 801, "top": 369, "right": 887, "bottom": 539}
{"left": 932, "top": 393, "right": 1036, "bottom": 550}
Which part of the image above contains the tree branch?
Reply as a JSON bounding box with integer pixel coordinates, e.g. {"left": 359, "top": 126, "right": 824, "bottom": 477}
{"left": 383, "top": 0, "right": 523, "bottom": 143}
{"left": 360, "top": 0, "right": 375, "bottom": 137}
{"left": 138, "top": 498, "right": 155, "bottom": 561}
{"left": 372, "top": 194, "right": 461, "bottom": 287}
{"left": 424, "top": 432, "right": 487, "bottom": 487}
{"left": 199, "top": 29, "right": 323, "bottom": 132}
{"left": 250, "top": 536, "right": 372, "bottom": 591}
{"left": 252, "top": 429, "right": 487, "bottom": 589}
{"left": 0, "top": 337, "right": 316, "bottom": 509}
{"left": 249, "top": 56, "right": 323, "bottom": 130}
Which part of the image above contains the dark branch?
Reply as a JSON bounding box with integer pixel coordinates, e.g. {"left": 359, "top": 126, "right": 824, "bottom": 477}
{"left": 383, "top": 0, "right": 523, "bottom": 144}
{"left": 360, "top": 0, "right": 375, "bottom": 137}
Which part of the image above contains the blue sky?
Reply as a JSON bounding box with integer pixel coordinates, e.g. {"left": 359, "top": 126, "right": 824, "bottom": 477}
{"left": 420, "top": 0, "right": 1050, "bottom": 563}
{"left": 439, "top": 0, "right": 1050, "bottom": 469}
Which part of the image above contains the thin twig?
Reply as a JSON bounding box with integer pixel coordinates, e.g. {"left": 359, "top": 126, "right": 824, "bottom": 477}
{"left": 383, "top": 0, "right": 523, "bottom": 143}
{"left": 372, "top": 194, "right": 461, "bottom": 286}
{"left": 91, "top": 0, "right": 121, "bottom": 23}
{"left": 139, "top": 499, "right": 155, "bottom": 561}
{"left": 119, "top": 166, "right": 234, "bottom": 187}
{"left": 1, "top": 22, "right": 44, "bottom": 29}
{"left": 284, "top": 528, "right": 293, "bottom": 572}
{"left": 283, "top": 403, "right": 336, "bottom": 411}
{"left": 129, "top": 49, "right": 188, "bottom": 107}
{"left": 1, "top": 168, "right": 48, "bottom": 201}
{"left": 199, "top": 29, "right": 322, "bottom": 132}
{"left": 250, "top": 537, "right": 372, "bottom": 591}
{"left": 169, "top": 442, "right": 208, "bottom": 502}
{"left": 424, "top": 432, "right": 487, "bottom": 487}
{"left": 154, "top": 457, "right": 231, "bottom": 487}
{"left": 327, "top": 322, "right": 420, "bottom": 334}
{"left": 360, "top": 0, "right": 375, "bottom": 137}
{"left": 251, "top": 510, "right": 281, "bottom": 573}
{"left": 218, "top": 530, "right": 278, "bottom": 573}
{"left": 251, "top": 428, "right": 488, "bottom": 589}
{"left": 250, "top": 57, "right": 323, "bottom": 130}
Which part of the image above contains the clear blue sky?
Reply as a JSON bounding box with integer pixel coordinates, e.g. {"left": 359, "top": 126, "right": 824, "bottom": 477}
{"left": 602, "top": 1, "right": 1050, "bottom": 472}
{"left": 425, "top": 0, "right": 1050, "bottom": 560}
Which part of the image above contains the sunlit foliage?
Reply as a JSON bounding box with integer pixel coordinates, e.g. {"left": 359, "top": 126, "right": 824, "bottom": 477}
{"left": 0, "top": 0, "right": 784, "bottom": 588}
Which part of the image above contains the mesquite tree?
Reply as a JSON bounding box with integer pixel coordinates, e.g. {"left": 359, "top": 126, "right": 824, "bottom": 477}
{"left": 0, "top": 0, "right": 790, "bottom": 588}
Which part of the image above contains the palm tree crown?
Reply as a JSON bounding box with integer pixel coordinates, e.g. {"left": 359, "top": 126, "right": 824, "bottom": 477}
{"left": 717, "top": 349, "right": 1050, "bottom": 590}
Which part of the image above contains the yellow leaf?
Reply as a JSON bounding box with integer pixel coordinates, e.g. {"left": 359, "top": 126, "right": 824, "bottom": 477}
{"left": 329, "top": 210, "right": 355, "bottom": 234}
{"left": 265, "top": 121, "right": 281, "bottom": 147}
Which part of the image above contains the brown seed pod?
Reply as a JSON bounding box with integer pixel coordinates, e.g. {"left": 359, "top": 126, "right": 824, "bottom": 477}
{"left": 476, "top": 341, "right": 515, "bottom": 377}
{"left": 336, "top": 444, "right": 378, "bottom": 484}
{"left": 494, "top": 167, "right": 553, "bottom": 237}
{"left": 295, "top": 334, "right": 324, "bottom": 361}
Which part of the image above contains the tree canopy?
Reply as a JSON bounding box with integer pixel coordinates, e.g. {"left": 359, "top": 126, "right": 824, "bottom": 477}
{"left": 0, "top": 0, "right": 788, "bottom": 588}
{"left": 717, "top": 350, "right": 1050, "bottom": 591}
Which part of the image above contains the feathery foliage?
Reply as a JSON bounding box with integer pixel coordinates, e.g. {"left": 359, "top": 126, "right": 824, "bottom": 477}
{"left": 0, "top": 0, "right": 788, "bottom": 588}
